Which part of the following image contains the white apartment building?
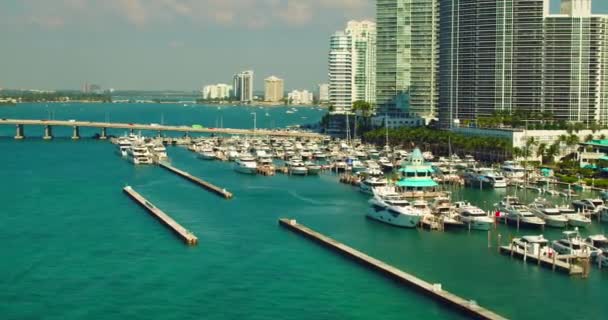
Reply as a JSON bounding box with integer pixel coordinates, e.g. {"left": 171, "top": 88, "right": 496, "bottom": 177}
{"left": 288, "top": 90, "right": 314, "bottom": 105}
{"left": 329, "top": 20, "right": 376, "bottom": 112}
{"left": 202, "top": 84, "right": 232, "bottom": 100}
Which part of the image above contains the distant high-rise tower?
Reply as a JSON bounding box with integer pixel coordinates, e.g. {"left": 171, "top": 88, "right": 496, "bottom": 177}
{"left": 233, "top": 71, "right": 254, "bottom": 102}
{"left": 318, "top": 83, "right": 330, "bottom": 102}
{"left": 328, "top": 20, "right": 376, "bottom": 112}
{"left": 264, "top": 76, "right": 284, "bottom": 102}
{"left": 376, "top": 0, "right": 438, "bottom": 122}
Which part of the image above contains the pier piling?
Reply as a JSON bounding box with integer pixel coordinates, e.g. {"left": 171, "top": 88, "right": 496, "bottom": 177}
{"left": 14, "top": 124, "right": 24, "bottom": 140}
{"left": 72, "top": 126, "right": 80, "bottom": 140}
{"left": 123, "top": 186, "right": 198, "bottom": 245}
{"left": 100, "top": 127, "right": 108, "bottom": 140}
{"left": 279, "top": 218, "right": 506, "bottom": 320}
{"left": 159, "top": 162, "right": 233, "bottom": 199}
{"left": 43, "top": 125, "right": 53, "bottom": 140}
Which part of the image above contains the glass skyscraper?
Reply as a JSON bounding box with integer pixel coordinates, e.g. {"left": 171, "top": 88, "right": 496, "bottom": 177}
{"left": 376, "top": 0, "right": 438, "bottom": 121}
{"left": 438, "top": 0, "right": 546, "bottom": 128}
{"left": 439, "top": 0, "right": 608, "bottom": 128}
{"left": 544, "top": 3, "right": 608, "bottom": 125}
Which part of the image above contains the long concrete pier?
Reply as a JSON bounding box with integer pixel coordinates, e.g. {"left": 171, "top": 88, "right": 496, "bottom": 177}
{"left": 123, "top": 186, "right": 198, "bottom": 245}
{"left": 279, "top": 218, "right": 506, "bottom": 320}
{"left": 0, "top": 118, "right": 324, "bottom": 139}
{"left": 159, "top": 162, "right": 233, "bottom": 199}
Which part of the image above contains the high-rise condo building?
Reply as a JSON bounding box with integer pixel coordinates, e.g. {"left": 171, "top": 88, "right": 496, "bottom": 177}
{"left": 233, "top": 70, "right": 254, "bottom": 102}
{"left": 376, "top": 0, "right": 438, "bottom": 123}
{"left": 318, "top": 83, "right": 330, "bottom": 102}
{"left": 439, "top": 0, "right": 608, "bottom": 128}
{"left": 329, "top": 31, "right": 352, "bottom": 111}
{"left": 544, "top": 0, "right": 608, "bottom": 125}
{"left": 328, "top": 20, "right": 376, "bottom": 112}
{"left": 264, "top": 76, "right": 284, "bottom": 102}
{"left": 439, "top": 0, "right": 546, "bottom": 128}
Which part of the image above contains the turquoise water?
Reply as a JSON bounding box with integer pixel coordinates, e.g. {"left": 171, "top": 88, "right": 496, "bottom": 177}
{"left": 1, "top": 104, "right": 607, "bottom": 320}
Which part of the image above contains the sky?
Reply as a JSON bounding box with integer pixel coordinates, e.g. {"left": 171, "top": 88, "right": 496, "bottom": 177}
{"left": 0, "top": 0, "right": 607, "bottom": 92}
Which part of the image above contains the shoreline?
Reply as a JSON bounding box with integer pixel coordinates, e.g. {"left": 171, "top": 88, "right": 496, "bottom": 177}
{"left": 7, "top": 101, "right": 327, "bottom": 108}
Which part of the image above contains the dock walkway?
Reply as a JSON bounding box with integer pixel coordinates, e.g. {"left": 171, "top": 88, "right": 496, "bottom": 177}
{"left": 279, "top": 218, "right": 506, "bottom": 320}
{"left": 123, "top": 186, "right": 198, "bottom": 245}
{"left": 159, "top": 162, "right": 233, "bottom": 199}
{"left": 499, "top": 246, "right": 584, "bottom": 275}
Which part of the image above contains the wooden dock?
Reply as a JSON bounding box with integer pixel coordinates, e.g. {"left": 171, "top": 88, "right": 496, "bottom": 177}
{"left": 499, "top": 246, "right": 585, "bottom": 276}
{"left": 158, "top": 162, "right": 233, "bottom": 199}
{"left": 279, "top": 218, "right": 506, "bottom": 320}
{"left": 123, "top": 186, "right": 198, "bottom": 245}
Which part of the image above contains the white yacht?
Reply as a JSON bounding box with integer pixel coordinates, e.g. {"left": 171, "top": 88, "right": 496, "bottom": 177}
{"left": 552, "top": 230, "right": 601, "bottom": 258}
{"left": 359, "top": 177, "right": 388, "bottom": 195}
{"left": 116, "top": 137, "right": 132, "bottom": 157}
{"left": 496, "top": 196, "right": 546, "bottom": 228}
{"left": 367, "top": 191, "right": 422, "bottom": 228}
{"left": 556, "top": 207, "right": 592, "bottom": 228}
{"left": 585, "top": 235, "right": 608, "bottom": 268}
{"left": 572, "top": 198, "right": 605, "bottom": 215}
{"left": 510, "top": 235, "right": 556, "bottom": 258}
{"left": 305, "top": 162, "right": 322, "bottom": 175}
{"left": 501, "top": 161, "right": 526, "bottom": 179}
{"left": 127, "top": 145, "right": 153, "bottom": 165}
{"left": 234, "top": 155, "right": 257, "bottom": 174}
{"left": 454, "top": 201, "right": 494, "bottom": 230}
{"left": 464, "top": 168, "right": 507, "bottom": 189}
{"left": 378, "top": 157, "right": 394, "bottom": 172}
{"left": 287, "top": 158, "right": 308, "bottom": 176}
{"left": 198, "top": 147, "right": 216, "bottom": 160}
{"left": 528, "top": 199, "right": 569, "bottom": 228}
{"left": 150, "top": 144, "right": 168, "bottom": 161}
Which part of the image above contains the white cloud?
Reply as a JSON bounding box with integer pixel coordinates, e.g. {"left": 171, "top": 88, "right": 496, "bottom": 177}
{"left": 7, "top": 0, "right": 372, "bottom": 29}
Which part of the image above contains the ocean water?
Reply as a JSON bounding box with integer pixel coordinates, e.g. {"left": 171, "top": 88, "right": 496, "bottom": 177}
{"left": 0, "top": 104, "right": 606, "bottom": 320}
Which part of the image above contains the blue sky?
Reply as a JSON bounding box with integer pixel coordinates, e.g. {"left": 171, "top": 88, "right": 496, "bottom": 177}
{"left": 0, "top": 0, "right": 606, "bottom": 91}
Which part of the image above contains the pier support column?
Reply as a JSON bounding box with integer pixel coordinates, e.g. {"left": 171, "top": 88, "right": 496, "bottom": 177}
{"left": 72, "top": 126, "right": 80, "bottom": 140}
{"left": 43, "top": 125, "right": 53, "bottom": 140}
{"left": 129, "top": 128, "right": 134, "bottom": 134}
{"left": 14, "top": 124, "right": 25, "bottom": 140}
{"left": 157, "top": 130, "right": 162, "bottom": 138}
{"left": 99, "top": 127, "right": 107, "bottom": 140}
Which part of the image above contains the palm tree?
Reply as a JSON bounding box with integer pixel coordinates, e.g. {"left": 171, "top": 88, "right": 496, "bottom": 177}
{"left": 584, "top": 134, "right": 594, "bottom": 143}
{"left": 545, "top": 143, "right": 560, "bottom": 164}
{"left": 536, "top": 143, "right": 547, "bottom": 163}
{"left": 523, "top": 137, "right": 538, "bottom": 160}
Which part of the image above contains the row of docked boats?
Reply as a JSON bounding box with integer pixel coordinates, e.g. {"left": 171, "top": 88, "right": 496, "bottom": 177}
{"left": 113, "top": 134, "right": 168, "bottom": 165}
{"left": 366, "top": 186, "right": 494, "bottom": 230}
{"left": 495, "top": 196, "right": 608, "bottom": 228}
{"left": 509, "top": 230, "right": 608, "bottom": 268}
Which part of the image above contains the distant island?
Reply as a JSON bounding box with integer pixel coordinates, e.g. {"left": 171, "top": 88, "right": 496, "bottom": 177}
{"left": 1, "top": 90, "right": 111, "bottom": 103}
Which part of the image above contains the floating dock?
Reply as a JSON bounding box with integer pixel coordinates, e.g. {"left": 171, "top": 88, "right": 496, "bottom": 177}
{"left": 123, "top": 186, "right": 198, "bottom": 245}
{"left": 499, "top": 246, "right": 585, "bottom": 276}
{"left": 279, "top": 218, "right": 506, "bottom": 320}
{"left": 159, "top": 162, "right": 233, "bottom": 199}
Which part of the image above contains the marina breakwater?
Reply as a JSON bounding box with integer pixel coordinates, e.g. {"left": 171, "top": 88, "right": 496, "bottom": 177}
{"left": 279, "top": 218, "right": 507, "bottom": 320}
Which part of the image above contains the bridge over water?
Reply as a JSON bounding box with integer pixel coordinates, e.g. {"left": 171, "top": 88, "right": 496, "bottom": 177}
{"left": 0, "top": 119, "right": 325, "bottom": 140}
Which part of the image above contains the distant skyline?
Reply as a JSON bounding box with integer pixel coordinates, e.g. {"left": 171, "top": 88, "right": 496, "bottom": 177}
{"left": 0, "top": 0, "right": 606, "bottom": 91}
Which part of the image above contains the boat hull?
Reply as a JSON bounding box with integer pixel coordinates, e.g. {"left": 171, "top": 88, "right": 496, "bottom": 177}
{"left": 366, "top": 207, "right": 420, "bottom": 228}
{"left": 234, "top": 165, "right": 256, "bottom": 174}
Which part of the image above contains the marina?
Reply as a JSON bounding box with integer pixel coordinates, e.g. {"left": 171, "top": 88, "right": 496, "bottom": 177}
{"left": 1, "top": 103, "right": 607, "bottom": 320}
